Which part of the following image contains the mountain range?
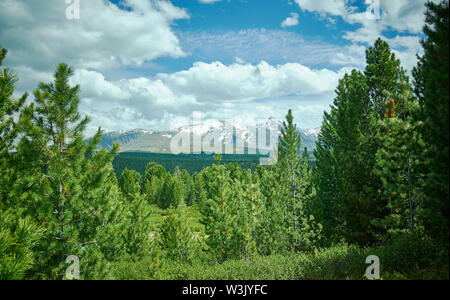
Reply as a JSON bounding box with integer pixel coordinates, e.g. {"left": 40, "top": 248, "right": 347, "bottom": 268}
{"left": 99, "top": 119, "right": 320, "bottom": 154}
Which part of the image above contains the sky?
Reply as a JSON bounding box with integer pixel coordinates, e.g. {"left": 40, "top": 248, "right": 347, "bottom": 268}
{"left": 0, "top": 0, "right": 437, "bottom": 136}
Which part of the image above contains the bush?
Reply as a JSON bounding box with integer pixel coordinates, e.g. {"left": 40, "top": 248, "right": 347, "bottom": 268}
{"left": 109, "top": 234, "right": 449, "bottom": 280}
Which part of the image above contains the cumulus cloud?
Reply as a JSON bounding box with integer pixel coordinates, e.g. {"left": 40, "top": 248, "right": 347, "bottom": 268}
{"left": 0, "top": 0, "right": 189, "bottom": 73}
{"left": 281, "top": 13, "right": 300, "bottom": 28}
{"left": 294, "top": 0, "right": 348, "bottom": 17}
{"left": 157, "top": 61, "right": 349, "bottom": 102}
{"left": 294, "top": 0, "right": 439, "bottom": 72}
{"left": 68, "top": 61, "right": 350, "bottom": 135}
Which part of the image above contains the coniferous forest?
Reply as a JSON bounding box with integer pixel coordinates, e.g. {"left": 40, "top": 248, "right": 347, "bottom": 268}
{"left": 0, "top": 1, "right": 449, "bottom": 281}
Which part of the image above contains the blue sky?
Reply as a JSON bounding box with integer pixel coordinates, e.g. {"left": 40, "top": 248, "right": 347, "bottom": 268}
{"left": 107, "top": 0, "right": 363, "bottom": 77}
{"left": 0, "top": 0, "right": 435, "bottom": 135}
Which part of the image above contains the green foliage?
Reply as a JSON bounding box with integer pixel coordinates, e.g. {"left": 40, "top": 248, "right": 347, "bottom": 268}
{"left": 143, "top": 162, "right": 167, "bottom": 205}
{"left": 200, "top": 164, "right": 243, "bottom": 262}
{"left": 119, "top": 168, "right": 142, "bottom": 201}
{"left": 12, "top": 63, "right": 127, "bottom": 279}
{"left": 272, "top": 110, "right": 322, "bottom": 252}
{"left": 312, "top": 39, "right": 416, "bottom": 246}
{"left": 0, "top": 209, "right": 44, "bottom": 280}
{"left": 159, "top": 172, "right": 185, "bottom": 209}
{"left": 1, "top": 3, "right": 448, "bottom": 279}
{"left": 0, "top": 47, "right": 44, "bottom": 280}
{"left": 413, "top": 0, "right": 449, "bottom": 244}
{"left": 159, "top": 200, "right": 194, "bottom": 261}
{"left": 112, "top": 152, "right": 270, "bottom": 177}
{"left": 110, "top": 233, "right": 448, "bottom": 280}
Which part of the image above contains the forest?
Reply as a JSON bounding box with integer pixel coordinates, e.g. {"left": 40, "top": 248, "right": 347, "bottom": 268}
{"left": 0, "top": 1, "right": 448, "bottom": 280}
{"left": 112, "top": 152, "right": 274, "bottom": 177}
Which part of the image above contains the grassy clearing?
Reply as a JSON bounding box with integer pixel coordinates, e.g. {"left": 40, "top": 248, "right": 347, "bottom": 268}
{"left": 149, "top": 204, "right": 204, "bottom": 236}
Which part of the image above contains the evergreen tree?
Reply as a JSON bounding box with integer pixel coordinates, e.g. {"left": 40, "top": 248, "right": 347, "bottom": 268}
{"left": 413, "top": 0, "right": 449, "bottom": 243}
{"left": 119, "top": 168, "right": 151, "bottom": 257}
{"left": 119, "top": 168, "right": 142, "bottom": 202}
{"left": 311, "top": 109, "right": 343, "bottom": 245}
{"left": 0, "top": 46, "right": 28, "bottom": 208}
{"left": 313, "top": 39, "right": 414, "bottom": 245}
{"left": 0, "top": 209, "right": 44, "bottom": 280}
{"left": 143, "top": 162, "right": 167, "bottom": 205}
{"left": 235, "top": 170, "right": 264, "bottom": 259}
{"left": 180, "top": 169, "right": 195, "bottom": 206}
{"left": 275, "top": 110, "right": 321, "bottom": 252}
{"left": 0, "top": 47, "right": 44, "bottom": 279}
{"left": 200, "top": 164, "right": 243, "bottom": 261}
{"left": 159, "top": 200, "right": 193, "bottom": 261}
{"left": 159, "top": 172, "right": 185, "bottom": 209}
{"left": 373, "top": 105, "right": 425, "bottom": 237}
{"left": 192, "top": 172, "right": 207, "bottom": 207}
{"left": 17, "top": 63, "right": 125, "bottom": 279}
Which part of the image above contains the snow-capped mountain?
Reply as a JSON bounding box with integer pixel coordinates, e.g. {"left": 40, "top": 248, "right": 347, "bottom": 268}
{"left": 99, "top": 120, "right": 320, "bottom": 153}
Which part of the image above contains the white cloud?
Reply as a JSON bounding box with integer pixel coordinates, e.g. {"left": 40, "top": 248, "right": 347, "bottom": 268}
{"left": 281, "top": 13, "right": 300, "bottom": 28}
{"left": 294, "top": 0, "right": 348, "bottom": 17}
{"left": 157, "top": 61, "right": 349, "bottom": 102}
{"left": 0, "top": 0, "right": 189, "bottom": 73}
{"left": 294, "top": 0, "right": 440, "bottom": 73}
{"left": 180, "top": 29, "right": 357, "bottom": 67}
{"left": 68, "top": 61, "right": 350, "bottom": 135}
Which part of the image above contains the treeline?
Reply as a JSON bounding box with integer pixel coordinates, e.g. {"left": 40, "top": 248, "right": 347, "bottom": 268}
{"left": 112, "top": 152, "right": 269, "bottom": 177}
{"left": 0, "top": 1, "right": 448, "bottom": 280}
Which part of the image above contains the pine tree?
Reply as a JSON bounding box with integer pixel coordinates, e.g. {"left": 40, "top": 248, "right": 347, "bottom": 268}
{"left": 200, "top": 164, "right": 242, "bottom": 261}
{"left": 16, "top": 63, "right": 126, "bottom": 279}
{"left": 192, "top": 172, "right": 207, "bottom": 207}
{"left": 0, "top": 47, "right": 45, "bottom": 279}
{"left": 119, "top": 168, "right": 142, "bottom": 202}
{"left": 143, "top": 162, "right": 167, "bottom": 205}
{"left": 312, "top": 39, "right": 414, "bottom": 245}
{"left": 159, "top": 171, "right": 186, "bottom": 209}
{"left": 0, "top": 46, "right": 28, "bottom": 208}
{"left": 118, "top": 168, "right": 151, "bottom": 257}
{"left": 234, "top": 170, "right": 264, "bottom": 259}
{"left": 373, "top": 107, "right": 425, "bottom": 237}
{"left": 275, "top": 110, "right": 321, "bottom": 252}
{"left": 180, "top": 169, "right": 195, "bottom": 206}
{"left": 413, "top": 0, "right": 449, "bottom": 243}
{"left": 0, "top": 209, "right": 44, "bottom": 280}
{"left": 159, "top": 200, "right": 193, "bottom": 261}
{"left": 311, "top": 108, "right": 343, "bottom": 245}
{"left": 334, "top": 70, "right": 377, "bottom": 244}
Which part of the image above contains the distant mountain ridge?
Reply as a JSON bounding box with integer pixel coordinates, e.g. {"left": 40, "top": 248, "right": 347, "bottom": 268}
{"left": 99, "top": 120, "right": 320, "bottom": 154}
